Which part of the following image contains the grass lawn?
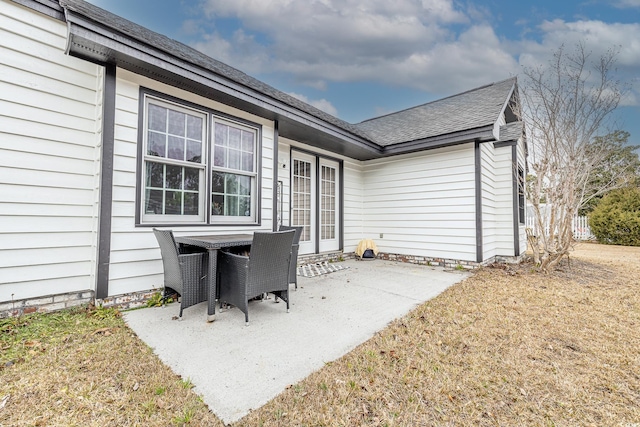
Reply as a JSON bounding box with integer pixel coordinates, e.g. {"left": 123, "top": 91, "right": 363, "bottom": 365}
{"left": 1, "top": 243, "right": 639, "bottom": 426}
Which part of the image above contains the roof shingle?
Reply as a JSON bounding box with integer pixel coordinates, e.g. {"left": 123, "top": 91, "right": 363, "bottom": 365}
{"left": 356, "top": 78, "right": 516, "bottom": 146}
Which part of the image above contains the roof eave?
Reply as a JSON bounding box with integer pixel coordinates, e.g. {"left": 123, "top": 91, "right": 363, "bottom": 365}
{"left": 62, "top": 8, "right": 383, "bottom": 160}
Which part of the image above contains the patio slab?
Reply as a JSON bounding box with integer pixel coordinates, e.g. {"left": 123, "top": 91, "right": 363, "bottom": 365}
{"left": 123, "top": 259, "right": 468, "bottom": 424}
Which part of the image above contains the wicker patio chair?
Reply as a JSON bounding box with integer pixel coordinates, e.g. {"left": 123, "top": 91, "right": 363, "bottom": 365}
{"left": 278, "top": 225, "right": 303, "bottom": 289}
{"left": 153, "top": 228, "right": 208, "bottom": 318}
{"left": 218, "top": 230, "right": 295, "bottom": 325}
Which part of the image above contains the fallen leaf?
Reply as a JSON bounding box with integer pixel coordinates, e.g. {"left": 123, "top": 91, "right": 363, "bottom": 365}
{"left": 92, "top": 328, "right": 112, "bottom": 336}
{"left": 0, "top": 395, "right": 9, "bottom": 410}
{"left": 24, "top": 341, "right": 41, "bottom": 348}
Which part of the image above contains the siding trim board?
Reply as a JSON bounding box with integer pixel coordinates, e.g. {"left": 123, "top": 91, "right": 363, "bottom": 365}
{"left": 96, "top": 63, "right": 116, "bottom": 299}
{"left": 512, "top": 144, "right": 521, "bottom": 257}
{"left": 272, "top": 120, "right": 279, "bottom": 231}
{"left": 474, "top": 140, "right": 483, "bottom": 263}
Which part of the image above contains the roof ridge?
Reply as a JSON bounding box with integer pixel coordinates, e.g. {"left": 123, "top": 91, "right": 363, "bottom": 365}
{"left": 357, "top": 76, "right": 517, "bottom": 125}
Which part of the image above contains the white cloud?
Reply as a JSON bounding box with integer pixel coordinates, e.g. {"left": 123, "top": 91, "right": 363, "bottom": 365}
{"left": 186, "top": 0, "right": 639, "bottom": 110}
{"left": 287, "top": 92, "right": 339, "bottom": 116}
{"left": 613, "top": 0, "right": 640, "bottom": 8}
{"left": 190, "top": 0, "right": 518, "bottom": 95}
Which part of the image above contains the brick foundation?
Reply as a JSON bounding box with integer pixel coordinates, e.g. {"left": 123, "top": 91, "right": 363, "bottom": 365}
{"left": 1, "top": 252, "right": 524, "bottom": 318}
{"left": 0, "top": 291, "right": 95, "bottom": 318}
{"left": 0, "top": 289, "right": 163, "bottom": 318}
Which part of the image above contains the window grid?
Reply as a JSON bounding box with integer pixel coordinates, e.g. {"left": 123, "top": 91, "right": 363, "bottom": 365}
{"left": 292, "top": 159, "right": 312, "bottom": 241}
{"left": 320, "top": 165, "right": 336, "bottom": 240}
{"left": 211, "top": 120, "right": 257, "bottom": 218}
{"left": 141, "top": 95, "right": 259, "bottom": 224}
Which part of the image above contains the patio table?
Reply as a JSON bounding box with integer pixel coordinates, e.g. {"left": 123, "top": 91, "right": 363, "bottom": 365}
{"left": 175, "top": 234, "right": 253, "bottom": 322}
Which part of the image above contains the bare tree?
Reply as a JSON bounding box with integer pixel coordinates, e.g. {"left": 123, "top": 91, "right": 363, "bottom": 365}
{"left": 519, "top": 42, "right": 626, "bottom": 272}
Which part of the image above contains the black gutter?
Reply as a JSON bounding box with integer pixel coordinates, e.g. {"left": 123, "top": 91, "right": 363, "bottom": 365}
{"left": 382, "top": 125, "right": 495, "bottom": 157}
{"left": 95, "top": 63, "right": 116, "bottom": 299}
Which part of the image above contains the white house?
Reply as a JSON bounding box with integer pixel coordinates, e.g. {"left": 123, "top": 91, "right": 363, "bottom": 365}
{"left": 0, "top": 0, "right": 527, "bottom": 316}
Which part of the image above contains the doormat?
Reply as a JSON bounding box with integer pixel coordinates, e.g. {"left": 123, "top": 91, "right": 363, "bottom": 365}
{"left": 297, "top": 262, "right": 349, "bottom": 278}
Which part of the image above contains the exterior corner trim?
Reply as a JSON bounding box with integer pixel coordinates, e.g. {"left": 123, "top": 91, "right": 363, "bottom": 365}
{"left": 474, "top": 139, "right": 483, "bottom": 263}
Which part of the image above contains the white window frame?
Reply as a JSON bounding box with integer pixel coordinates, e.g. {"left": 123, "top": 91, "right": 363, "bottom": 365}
{"left": 210, "top": 117, "right": 258, "bottom": 224}
{"left": 141, "top": 96, "right": 208, "bottom": 224}
{"left": 138, "top": 92, "right": 261, "bottom": 226}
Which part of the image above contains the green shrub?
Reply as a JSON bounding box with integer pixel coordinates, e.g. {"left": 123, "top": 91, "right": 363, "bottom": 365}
{"left": 589, "top": 187, "right": 640, "bottom": 246}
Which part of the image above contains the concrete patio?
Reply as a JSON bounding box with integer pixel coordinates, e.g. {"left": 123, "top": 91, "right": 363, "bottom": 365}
{"left": 123, "top": 259, "right": 469, "bottom": 424}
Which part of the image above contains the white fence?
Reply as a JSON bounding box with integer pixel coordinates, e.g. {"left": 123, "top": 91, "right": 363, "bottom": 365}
{"left": 525, "top": 208, "right": 595, "bottom": 241}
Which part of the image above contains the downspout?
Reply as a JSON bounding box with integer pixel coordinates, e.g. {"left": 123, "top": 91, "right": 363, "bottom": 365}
{"left": 512, "top": 144, "right": 521, "bottom": 257}
{"left": 95, "top": 63, "right": 117, "bottom": 299}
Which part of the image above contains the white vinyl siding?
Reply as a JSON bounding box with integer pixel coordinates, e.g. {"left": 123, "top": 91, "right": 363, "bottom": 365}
{"left": 0, "top": 0, "right": 102, "bottom": 300}
{"left": 107, "top": 69, "right": 274, "bottom": 296}
{"left": 482, "top": 142, "right": 515, "bottom": 259}
{"left": 361, "top": 144, "right": 477, "bottom": 262}
{"left": 341, "top": 159, "right": 364, "bottom": 253}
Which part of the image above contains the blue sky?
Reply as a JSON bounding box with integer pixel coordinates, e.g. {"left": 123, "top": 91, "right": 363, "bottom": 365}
{"left": 88, "top": 0, "right": 639, "bottom": 144}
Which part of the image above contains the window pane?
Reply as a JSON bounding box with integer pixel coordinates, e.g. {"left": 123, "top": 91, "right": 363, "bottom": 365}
{"left": 148, "top": 104, "right": 166, "bottom": 132}
{"left": 147, "top": 132, "right": 166, "bottom": 157}
{"left": 211, "top": 171, "right": 224, "bottom": 193}
{"left": 239, "top": 196, "right": 251, "bottom": 216}
{"left": 228, "top": 148, "right": 240, "bottom": 170}
{"left": 184, "top": 193, "right": 199, "bottom": 215}
{"left": 168, "top": 110, "right": 185, "bottom": 136}
{"left": 168, "top": 136, "right": 185, "bottom": 161}
{"left": 165, "top": 165, "right": 182, "bottom": 190}
{"left": 225, "top": 173, "right": 238, "bottom": 194}
{"left": 241, "top": 152, "right": 253, "bottom": 172}
{"left": 187, "top": 115, "right": 202, "bottom": 140}
{"left": 226, "top": 195, "right": 239, "bottom": 216}
{"left": 214, "top": 145, "right": 226, "bottom": 167}
{"left": 186, "top": 140, "right": 202, "bottom": 163}
{"left": 238, "top": 175, "right": 251, "bottom": 196}
{"left": 241, "top": 130, "right": 253, "bottom": 152}
{"left": 146, "top": 162, "right": 164, "bottom": 188}
{"left": 165, "top": 191, "right": 182, "bottom": 214}
{"left": 228, "top": 127, "right": 241, "bottom": 149}
{"left": 215, "top": 123, "right": 227, "bottom": 146}
{"left": 212, "top": 194, "right": 224, "bottom": 216}
{"left": 145, "top": 189, "right": 163, "bottom": 214}
{"left": 184, "top": 167, "right": 199, "bottom": 191}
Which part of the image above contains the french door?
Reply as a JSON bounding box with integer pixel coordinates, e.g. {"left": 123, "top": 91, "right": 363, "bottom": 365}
{"left": 291, "top": 151, "right": 340, "bottom": 254}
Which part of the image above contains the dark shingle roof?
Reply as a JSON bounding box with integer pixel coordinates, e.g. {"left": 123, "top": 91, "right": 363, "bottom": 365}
{"left": 58, "top": 0, "right": 517, "bottom": 150}
{"left": 356, "top": 78, "right": 516, "bottom": 146}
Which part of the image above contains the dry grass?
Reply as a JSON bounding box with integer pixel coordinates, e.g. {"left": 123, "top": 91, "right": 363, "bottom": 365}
{"left": 2, "top": 243, "right": 639, "bottom": 426}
